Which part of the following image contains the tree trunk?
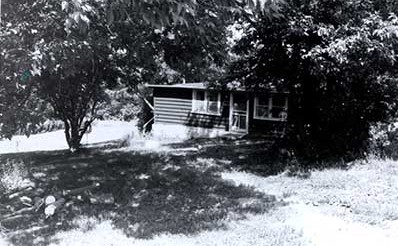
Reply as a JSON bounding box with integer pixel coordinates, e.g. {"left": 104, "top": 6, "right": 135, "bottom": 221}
{"left": 64, "top": 119, "right": 83, "bottom": 152}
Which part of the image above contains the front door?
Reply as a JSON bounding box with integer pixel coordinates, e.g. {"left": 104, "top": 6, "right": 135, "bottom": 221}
{"left": 230, "top": 93, "right": 249, "bottom": 133}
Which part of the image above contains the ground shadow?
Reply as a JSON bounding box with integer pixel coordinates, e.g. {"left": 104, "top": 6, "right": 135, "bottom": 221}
{"left": 167, "top": 136, "right": 288, "bottom": 176}
{"left": 0, "top": 144, "right": 279, "bottom": 246}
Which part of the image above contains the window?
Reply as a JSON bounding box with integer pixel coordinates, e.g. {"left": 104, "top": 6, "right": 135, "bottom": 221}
{"left": 192, "top": 90, "right": 221, "bottom": 115}
{"left": 254, "top": 94, "right": 288, "bottom": 121}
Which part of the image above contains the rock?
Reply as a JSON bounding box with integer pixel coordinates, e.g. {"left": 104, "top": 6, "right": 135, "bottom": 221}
{"left": 44, "top": 205, "right": 56, "bottom": 218}
{"left": 44, "top": 198, "right": 65, "bottom": 218}
{"left": 45, "top": 196, "right": 56, "bottom": 205}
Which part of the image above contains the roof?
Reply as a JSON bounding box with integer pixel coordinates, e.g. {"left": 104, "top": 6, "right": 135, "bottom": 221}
{"left": 146, "top": 82, "right": 289, "bottom": 94}
{"left": 146, "top": 82, "right": 209, "bottom": 90}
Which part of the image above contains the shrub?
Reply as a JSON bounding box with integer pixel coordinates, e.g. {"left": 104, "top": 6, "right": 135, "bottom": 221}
{"left": 225, "top": 3, "right": 398, "bottom": 162}
{"left": 33, "top": 119, "right": 64, "bottom": 133}
{"left": 96, "top": 87, "right": 141, "bottom": 122}
{"left": 369, "top": 122, "right": 398, "bottom": 159}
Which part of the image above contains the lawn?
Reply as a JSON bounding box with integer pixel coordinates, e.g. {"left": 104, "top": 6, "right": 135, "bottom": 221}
{"left": 0, "top": 140, "right": 278, "bottom": 246}
{"left": 222, "top": 158, "right": 398, "bottom": 246}
{"left": 1, "top": 122, "right": 398, "bottom": 246}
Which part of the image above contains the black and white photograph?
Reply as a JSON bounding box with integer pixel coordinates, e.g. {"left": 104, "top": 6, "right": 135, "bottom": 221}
{"left": 1, "top": 0, "right": 398, "bottom": 245}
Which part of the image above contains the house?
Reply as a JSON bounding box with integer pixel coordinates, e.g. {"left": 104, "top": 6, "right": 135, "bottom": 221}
{"left": 147, "top": 82, "right": 288, "bottom": 139}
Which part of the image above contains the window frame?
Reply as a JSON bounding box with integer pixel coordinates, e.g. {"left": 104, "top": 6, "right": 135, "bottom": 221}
{"left": 253, "top": 94, "right": 288, "bottom": 121}
{"left": 192, "top": 89, "right": 222, "bottom": 116}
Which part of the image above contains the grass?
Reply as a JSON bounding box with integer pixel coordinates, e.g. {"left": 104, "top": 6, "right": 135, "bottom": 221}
{"left": 3, "top": 135, "right": 398, "bottom": 245}
{"left": 222, "top": 157, "right": 398, "bottom": 244}
{"left": 0, "top": 142, "right": 278, "bottom": 246}
{"left": 168, "top": 136, "right": 285, "bottom": 176}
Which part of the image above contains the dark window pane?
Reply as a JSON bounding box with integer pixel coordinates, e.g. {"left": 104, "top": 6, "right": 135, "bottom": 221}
{"left": 271, "top": 107, "right": 287, "bottom": 119}
{"left": 257, "top": 96, "right": 269, "bottom": 106}
{"left": 196, "top": 91, "right": 205, "bottom": 101}
{"left": 207, "top": 92, "right": 218, "bottom": 102}
{"left": 256, "top": 105, "right": 269, "bottom": 118}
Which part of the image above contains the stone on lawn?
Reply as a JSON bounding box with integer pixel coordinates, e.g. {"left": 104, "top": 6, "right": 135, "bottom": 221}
{"left": 44, "top": 198, "right": 66, "bottom": 218}
{"left": 45, "top": 204, "right": 56, "bottom": 217}
{"left": 45, "top": 195, "right": 56, "bottom": 205}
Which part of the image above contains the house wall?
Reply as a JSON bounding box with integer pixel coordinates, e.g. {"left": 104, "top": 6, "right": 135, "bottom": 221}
{"left": 153, "top": 87, "right": 193, "bottom": 125}
{"left": 248, "top": 93, "right": 287, "bottom": 136}
{"left": 152, "top": 87, "right": 287, "bottom": 138}
{"left": 151, "top": 123, "right": 228, "bottom": 140}
{"left": 152, "top": 87, "right": 229, "bottom": 131}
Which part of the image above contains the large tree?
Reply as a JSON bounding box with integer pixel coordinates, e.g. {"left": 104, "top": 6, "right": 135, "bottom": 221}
{"left": 0, "top": 0, "right": 118, "bottom": 151}
{"left": 0, "top": 0, "right": 283, "bottom": 151}
{"left": 227, "top": 0, "right": 398, "bottom": 161}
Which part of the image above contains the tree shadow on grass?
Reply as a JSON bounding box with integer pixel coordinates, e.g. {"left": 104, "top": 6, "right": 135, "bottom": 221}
{"left": 167, "top": 136, "right": 287, "bottom": 177}
{"left": 0, "top": 145, "right": 279, "bottom": 246}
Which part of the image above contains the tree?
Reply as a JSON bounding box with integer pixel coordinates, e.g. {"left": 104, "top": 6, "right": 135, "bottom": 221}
{"left": 0, "top": 0, "right": 49, "bottom": 139}
{"left": 0, "top": 0, "right": 119, "bottom": 151}
{"left": 0, "top": 0, "right": 284, "bottom": 151}
{"left": 226, "top": 0, "right": 398, "bottom": 162}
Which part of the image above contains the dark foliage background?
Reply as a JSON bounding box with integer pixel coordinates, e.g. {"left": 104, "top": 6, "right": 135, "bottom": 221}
{"left": 225, "top": 0, "right": 398, "bottom": 162}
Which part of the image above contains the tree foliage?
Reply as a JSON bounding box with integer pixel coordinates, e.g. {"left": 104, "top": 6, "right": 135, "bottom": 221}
{"left": 0, "top": 0, "right": 117, "bottom": 150}
{"left": 0, "top": 0, "right": 49, "bottom": 139}
{"left": 227, "top": 0, "right": 398, "bottom": 161}
{"left": 0, "top": 0, "right": 282, "bottom": 150}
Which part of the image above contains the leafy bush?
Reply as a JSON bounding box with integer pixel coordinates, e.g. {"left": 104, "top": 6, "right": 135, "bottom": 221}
{"left": 225, "top": 2, "right": 398, "bottom": 162}
{"left": 96, "top": 88, "right": 141, "bottom": 122}
{"left": 33, "top": 119, "right": 64, "bottom": 133}
{"left": 95, "top": 85, "right": 154, "bottom": 133}
{"left": 369, "top": 122, "right": 398, "bottom": 159}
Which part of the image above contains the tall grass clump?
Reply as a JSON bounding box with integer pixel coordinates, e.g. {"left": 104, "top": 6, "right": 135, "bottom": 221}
{"left": 0, "top": 159, "right": 32, "bottom": 194}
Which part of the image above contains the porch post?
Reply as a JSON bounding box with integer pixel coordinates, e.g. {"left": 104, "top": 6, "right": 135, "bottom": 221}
{"left": 245, "top": 98, "right": 249, "bottom": 133}
{"left": 229, "top": 92, "right": 233, "bottom": 132}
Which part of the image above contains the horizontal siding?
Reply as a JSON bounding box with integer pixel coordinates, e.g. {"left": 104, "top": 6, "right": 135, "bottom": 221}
{"left": 152, "top": 90, "right": 290, "bottom": 134}
{"left": 154, "top": 96, "right": 192, "bottom": 125}
{"left": 153, "top": 95, "right": 228, "bottom": 131}
{"left": 187, "top": 112, "right": 228, "bottom": 130}
{"left": 155, "top": 110, "right": 189, "bottom": 117}
{"left": 155, "top": 104, "right": 192, "bottom": 111}
{"left": 188, "top": 113, "right": 228, "bottom": 123}
{"left": 154, "top": 115, "right": 188, "bottom": 125}
{"left": 154, "top": 97, "right": 192, "bottom": 105}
